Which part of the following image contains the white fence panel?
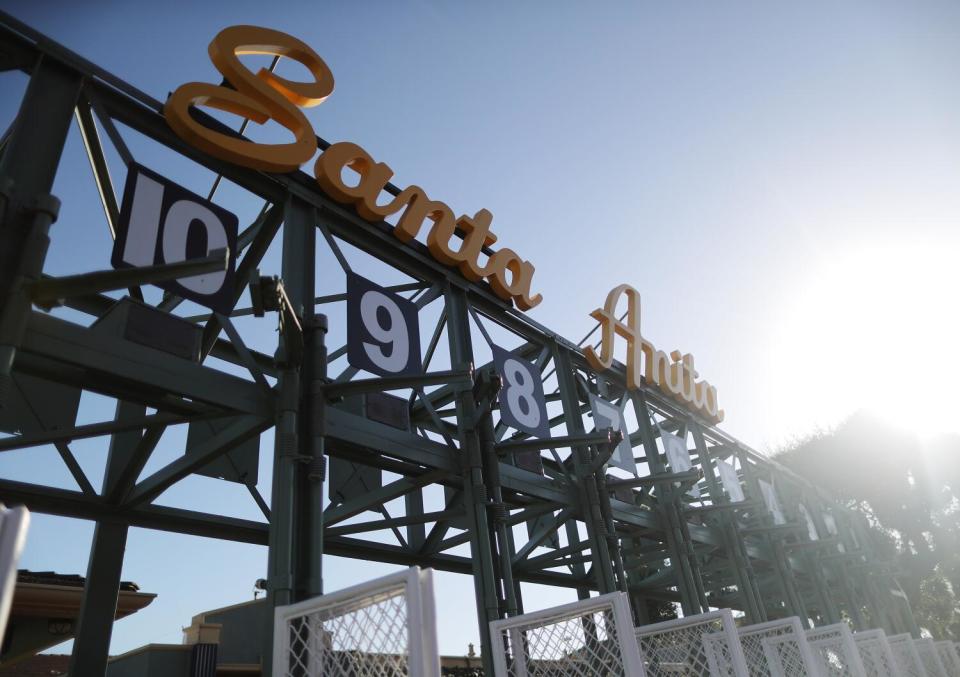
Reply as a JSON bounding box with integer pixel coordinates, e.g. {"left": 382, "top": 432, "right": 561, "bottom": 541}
{"left": 934, "top": 641, "right": 960, "bottom": 677}
{"left": 0, "top": 503, "right": 30, "bottom": 643}
{"left": 636, "top": 609, "right": 749, "bottom": 677}
{"left": 272, "top": 566, "right": 439, "bottom": 677}
{"left": 733, "top": 617, "right": 820, "bottom": 677}
{"left": 805, "top": 624, "right": 867, "bottom": 677}
{"left": 887, "top": 633, "right": 927, "bottom": 677}
{"left": 915, "top": 639, "right": 949, "bottom": 677}
{"left": 853, "top": 630, "right": 898, "bottom": 677}
{"left": 489, "top": 591, "right": 645, "bottom": 677}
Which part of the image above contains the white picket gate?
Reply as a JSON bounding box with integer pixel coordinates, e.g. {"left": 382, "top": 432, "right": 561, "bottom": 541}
{"left": 636, "top": 609, "right": 750, "bottom": 677}
{"left": 852, "top": 630, "right": 898, "bottom": 677}
{"left": 915, "top": 639, "right": 949, "bottom": 677}
{"left": 0, "top": 502, "right": 30, "bottom": 643}
{"left": 934, "top": 641, "right": 960, "bottom": 677}
{"left": 733, "top": 617, "right": 820, "bottom": 677}
{"left": 886, "top": 633, "right": 927, "bottom": 677}
{"left": 489, "top": 591, "right": 646, "bottom": 677}
{"left": 272, "top": 567, "right": 440, "bottom": 677}
{"left": 805, "top": 624, "right": 867, "bottom": 677}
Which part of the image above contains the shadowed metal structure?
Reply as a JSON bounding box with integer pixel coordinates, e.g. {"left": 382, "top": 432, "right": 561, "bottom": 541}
{"left": 0, "top": 13, "right": 921, "bottom": 676}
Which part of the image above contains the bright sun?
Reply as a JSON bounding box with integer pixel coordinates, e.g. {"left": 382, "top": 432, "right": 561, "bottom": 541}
{"left": 767, "top": 242, "right": 960, "bottom": 441}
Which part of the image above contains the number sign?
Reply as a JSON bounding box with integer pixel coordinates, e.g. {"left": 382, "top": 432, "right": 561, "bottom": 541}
{"left": 347, "top": 273, "right": 422, "bottom": 376}
{"left": 662, "top": 430, "right": 700, "bottom": 498}
{"left": 492, "top": 345, "right": 549, "bottom": 439}
{"left": 589, "top": 394, "right": 635, "bottom": 474}
{"left": 112, "top": 163, "right": 238, "bottom": 314}
{"left": 716, "top": 459, "right": 745, "bottom": 503}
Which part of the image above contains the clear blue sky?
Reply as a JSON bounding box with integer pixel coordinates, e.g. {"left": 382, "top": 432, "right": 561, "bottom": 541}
{"left": 2, "top": 0, "right": 959, "bottom": 659}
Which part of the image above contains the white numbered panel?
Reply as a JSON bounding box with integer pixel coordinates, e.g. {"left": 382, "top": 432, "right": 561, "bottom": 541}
{"left": 493, "top": 345, "right": 549, "bottom": 439}
{"left": 112, "top": 163, "right": 238, "bottom": 313}
{"left": 589, "top": 394, "right": 635, "bottom": 474}
{"left": 347, "top": 272, "right": 422, "bottom": 376}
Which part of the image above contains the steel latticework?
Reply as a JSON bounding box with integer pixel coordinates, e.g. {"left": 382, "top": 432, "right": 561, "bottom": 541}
{"left": 0, "top": 12, "right": 939, "bottom": 677}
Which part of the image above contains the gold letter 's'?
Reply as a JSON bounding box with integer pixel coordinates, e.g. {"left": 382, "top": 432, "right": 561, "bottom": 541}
{"left": 165, "top": 25, "right": 334, "bottom": 173}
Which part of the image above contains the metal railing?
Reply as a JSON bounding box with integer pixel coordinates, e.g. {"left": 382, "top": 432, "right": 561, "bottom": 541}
{"left": 489, "top": 591, "right": 645, "bottom": 677}
{"left": 914, "top": 638, "right": 949, "bottom": 677}
{"left": 272, "top": 567, "right": 440, "bottom": 677}
{"left": 636, "top": 609, "right": 749, "bottom": 677}
{"left": 852, "top": 630, "right": 898, "bottom": 677}
{"left": 733, "top": 617, "right": 820, "bottom": 677}
{"left": 805, "top": 624, "right": 867, "bottom": 677}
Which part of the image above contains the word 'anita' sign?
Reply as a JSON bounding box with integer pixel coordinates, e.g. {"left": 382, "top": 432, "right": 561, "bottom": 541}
{"left": 163, "top": 26, "right": 722, "bottom": 423}
{"left": 585, "top": 285, "right": 724, "bottom": 424}
{"left": 164, "top": 26, "right": 540, "bottom": 310}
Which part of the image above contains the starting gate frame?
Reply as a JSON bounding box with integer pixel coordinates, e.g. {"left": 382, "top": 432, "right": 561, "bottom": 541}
{"left": 0, "top": 10, "right": 930, "bottom": 676}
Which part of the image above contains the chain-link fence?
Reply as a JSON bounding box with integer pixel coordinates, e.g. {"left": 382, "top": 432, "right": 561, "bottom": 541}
{"left": 852, "top": 630, "right": 898, "bottom": 677}
{"left": 635, "top": 609, "right": 749, "bottom": 677}
{"left": 731, "top": 617, "right": 818, "bottom": 677}
{"left": 805, "top": 624, "right": 867, "bottom": 677}
{"left": 886, "top": 633, "right": 926, "bottom": 677}
{"left": 934, "top": 641, "right": 960, "bottom": 677}
{"left": 272, "top": 567, "right": 440, "bottom": 677}
{"left": 489, "top": 591, "right": 645, "bottom": 677}
{"left": 914, "top": 639, "right": 949, "bottom": 677}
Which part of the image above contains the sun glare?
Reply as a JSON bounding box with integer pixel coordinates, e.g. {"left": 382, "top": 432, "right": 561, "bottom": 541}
{"left": 767, "top": 242, "right": 960, "bottom": 440}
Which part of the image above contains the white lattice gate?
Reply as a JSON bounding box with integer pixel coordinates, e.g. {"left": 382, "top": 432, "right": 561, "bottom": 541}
{"left": 733, "top": 617, "right": 819, "bottom": 677}
{"left": 915, "top": 638, "right": 949, "bottom": 677}
{"left": 0, "top": 503, "right": 29, "bottom": 643}
{"left": 852, "top": 630, "right": 898, "bottom": 677}
{"left": 805, "top": 624, "right": 867, "bottom": 677}
{"left": 272, "top": 567, "right": 440, "bottom": 677}
{"left": 636, "top": 609, "right": 750, "bottom": 677}
{"left": 489, "top": 591, "right": 645, "bottom": 677}
{"left": 886, "top": 633, "right": 926, "bottom": 677}
{"left": 935, "top": 641, "right": 960, "bottom": 677}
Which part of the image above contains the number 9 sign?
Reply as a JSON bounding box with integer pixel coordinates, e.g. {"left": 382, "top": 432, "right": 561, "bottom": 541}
{"left": 493, "top": 345, "right": 549, "bottom": 439}
{"left": 347, "top": 273, "right": 422, "bottom": 376}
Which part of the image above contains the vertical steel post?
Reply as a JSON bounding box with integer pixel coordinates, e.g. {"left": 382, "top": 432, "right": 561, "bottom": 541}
{"left": 263, "top": 195, "right": 316, "bottom": 676}
{"left": 477, "top": 384, "right": 520, "bottom": 617}
{"left": 552, "top": 343, "right": 617, "bottom": 595}
{"left": 285, "top": 198, "right": 320, "bottom": 601}
{"left": 0, "top": 56, "right": 81, "bottom": 407}
{"left": 691, "top": 425, "right": 764, "bottom": 623}
{"left": 631, "top": 393, "right": 702, "bottom": 616}
{"left": 69, "top": 401, "right": 145, "bottom": 676}
{"left": 737, "top": 448, "right": 807, "bottom": 622}
{"left": 445, "top": 286, "right": 503, "bottom": 677}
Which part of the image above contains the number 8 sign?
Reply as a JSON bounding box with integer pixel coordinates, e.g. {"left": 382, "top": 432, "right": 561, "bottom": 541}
{"left": 493, "top": 345, "right": 550, "bottom": 439}
{"left": 347, "top": 273, "right": 422, "bottom": 377}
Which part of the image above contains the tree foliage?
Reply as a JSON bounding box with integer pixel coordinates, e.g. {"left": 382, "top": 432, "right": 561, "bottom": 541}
{"left": 774, "top": 410, "right": 960, "bottom": 638}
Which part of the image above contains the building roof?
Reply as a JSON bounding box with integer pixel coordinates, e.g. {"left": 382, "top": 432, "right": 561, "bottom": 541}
{"left": 16, "top": 571, "right": 141, "bottom": 592}
{"left": 0, "top": 653, "right": 69, "bottom": 676}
